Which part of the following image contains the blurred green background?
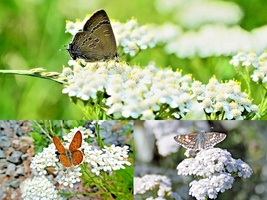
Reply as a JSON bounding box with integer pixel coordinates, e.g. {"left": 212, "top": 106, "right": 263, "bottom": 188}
{"left": 0, "top": 0, "right": 267, "bottom": 119}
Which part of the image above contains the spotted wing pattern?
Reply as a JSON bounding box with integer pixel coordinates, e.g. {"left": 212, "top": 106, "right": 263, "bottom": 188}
{"left": 174, "top": 131, "right": 226, "bottom": 150}
{"left": 68, "top": 9, "right": 117, "bottom": 62}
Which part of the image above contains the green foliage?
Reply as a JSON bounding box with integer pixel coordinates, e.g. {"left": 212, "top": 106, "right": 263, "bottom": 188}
{"left": 80, "top": 163, "right": 133, "bottom": 199}
{"left": 30, "top": 120, "right": 86, "bottom": 152}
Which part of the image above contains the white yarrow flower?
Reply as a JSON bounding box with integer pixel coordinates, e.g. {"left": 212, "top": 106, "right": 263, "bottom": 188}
{"left": 83, "top": 144, "right": 131, "bottom": 175}
{"left": 134, "top": 174, "right": 172, "bottom": 198}
{"left": 21, "top": 176, "right": 65, "bottom": 200}
{"left": 56, "top": 166, "right": 82, "bottom": 188}
{"left": 191, "top": 77, "right": 258, "bottom": 119}
{"left": 177, "top": 148, "right": 253, "bottom": 200}
{"left": 230, "top": 50, "right": 267, "bottom": 85}
{"left": 164, "top": 24, "right": 267, "bottom": 58}
{"left": 61, "top": 61, "right": 194, "bottom": 119}
{"left": 30, "top": 143, "right": 58, "bottom": 175}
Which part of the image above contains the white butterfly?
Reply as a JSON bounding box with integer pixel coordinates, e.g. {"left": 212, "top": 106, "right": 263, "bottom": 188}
{"left": 174, "top": 130, "right": 226, "bottom": 150}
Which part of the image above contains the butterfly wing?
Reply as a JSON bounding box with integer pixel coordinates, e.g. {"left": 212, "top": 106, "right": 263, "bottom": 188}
{"left": 204, "top": 132, "right": 227, "bottom": 149}
{"left": 53, "top": 136, "right": 66, "bottom": 154}
{"left": 82, "top": 9, "right": 117, "bottom": 61}
{"left": 68, "top": 131, "right": 83, "bottom": 166}
{"left": 69, "top": 131, "right": 82, "bottom": 151}
{"left": 59, "top": 153, "right": 72, "bottom": 167}
{"left": 174, "top": 133, "right": 198, "bottom": 150}
{"left": 68, "top": 31, "right": 111, "bottom": 61}
{"left": 53, "top": 136, "right": 73, "bottom": 167}
{"left": 83, "top": 10, "right": 111, "bottom": 32}
{"left": 68, "top": 32, "right": 84, "bottom": 60}
{"left": 71, "top": 150, "right": 83, "bottom": 166}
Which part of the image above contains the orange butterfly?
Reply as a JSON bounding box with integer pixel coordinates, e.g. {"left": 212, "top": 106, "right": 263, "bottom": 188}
{"left": 53, "top": 131, "right": 83, "bottom": 167}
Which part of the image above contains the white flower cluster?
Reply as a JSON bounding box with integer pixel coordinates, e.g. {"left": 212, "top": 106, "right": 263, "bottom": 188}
{"left": 144, "top": 121, "right": 182, "bottom": 157}
{"left": 30, "top": 142, "right": 83, "bottom": 188}
{"left": 61, "top": 61, "right": 193, "bottom": 119}
{"left": 30, "top": 143, "right": 58, "bottom": 175}
{"left": 134, "top": 174, "right": 172, "bottom": 198}
{"left": 192, "top": 77, "right": 258, "bottom": 119}
{"left": 21, "top": 176, "right": 64, "bottom": 200}
{"left": 83, "top": 144, "right": 131, "bottom": 176}
{"left": 189, "top": 173, "right": 234, "bottom": 200}
{"left": 30, "top": 130, "right": 89, "bottom": 188}
{"left": 30, "top": 127, "right": 131, "bottom": 190}
{"left": 56, "top": 166, "right": 82, "bottom": 188}
{"left": 175, "top": 0, "right": 243, "bottom": 29}
{"left": 112, "top": 19, "right": 156, "bottom": 56}
{"left": 164, "top": 24, "right": 267, "bottom": 58}
{"left": 177, "top": 148, "right": 253, "bottom": 177}
{"left": 230, "top": 50, "right": 267, "bottom": 84}
{"left": 65, "top": 17, "right": 156, "bottom": 57}
{"left": 152, "top": 23, "right": 183, "bottom": 44}
{"left": 65, "top": 19, "right": 85, "bottom": 35}
{"left": 155, "top": 133, "right": 181, "bottom": 157}
{"left": 155, "top": 0, "right": 243, "bottom": 29}
{"left": 177, "top": 148, "right": 253, "bottom": 200}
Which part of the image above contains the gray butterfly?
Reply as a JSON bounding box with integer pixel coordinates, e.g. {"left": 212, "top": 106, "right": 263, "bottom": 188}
{"left": 174, "top": 131, "right": 226, "bottom": 150}
{"left": 68, "top": 9, "right": 118, "bottom": 62}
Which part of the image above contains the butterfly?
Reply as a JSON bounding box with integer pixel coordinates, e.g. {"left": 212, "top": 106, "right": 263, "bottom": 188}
{"left": 68, "top": 9, "right": 118, "bottom": 62}
{"left": 53, "top": 131, "right": 83, "bottom": 167}
{"left": 174, "top": 130, "right": 226, "bottom": 150}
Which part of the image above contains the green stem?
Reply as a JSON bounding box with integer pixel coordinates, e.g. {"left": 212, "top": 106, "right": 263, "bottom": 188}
{"left": 257, "top": 87, "right": 267, "bottom": 118}
{"left": 0, "top": 68, "right": 66, "bottom": 84}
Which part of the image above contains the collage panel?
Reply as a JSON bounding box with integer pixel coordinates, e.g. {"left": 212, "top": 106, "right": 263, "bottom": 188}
{"left": 1, "top": 1, "right": 266, "bottom": 120}
{"left": 134, "top": 121, "right": 266, "bottom": 200}
{"left": 0, "top": 120, "right": 133, "bottom": 199}
{"left": 1, "top": 1, "right": 267, "bottom": 200}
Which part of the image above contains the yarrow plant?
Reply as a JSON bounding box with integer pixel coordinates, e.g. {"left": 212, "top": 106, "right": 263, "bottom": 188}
{"left": 191, "top": 76, "right": 259, "bottom": 120}
{"left": 61, "top": 60, "right": 193, "bottom": 119}
{"left": 30, "top": 127, "right": 131, "bottom": 181}
{"left": 134, "top": 174, "right": 176, "bottom": 199}
{"left": 177, "top": 148, "right": 253, "bottom": 200}
{"left": 83, "top": 144, "right": 131, "bottom": 176}
{"left": 153, "top": 0, "right": 267, "bottom": 59}
{"left": 22, "top": 123, "right": 133, "bottom": 199}
{"left": 155, "top": 0, "right": 243, "bottom": 29}
{"left": 21, "top": 176, "right": 65, "bottom": 200}
{"left": 60, "top": 57, "right": 259, "bottom": 119}
{"left": 230, "top": 50, "right": 267, "bottom": 118}
{"left": 60, "top": 13, "right": 262, "bottom": 120}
